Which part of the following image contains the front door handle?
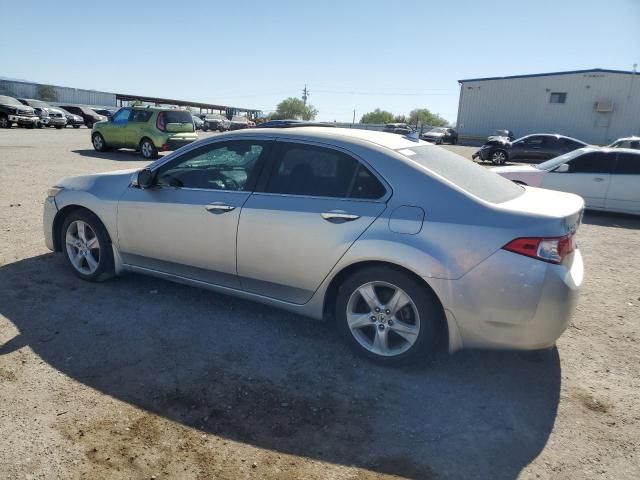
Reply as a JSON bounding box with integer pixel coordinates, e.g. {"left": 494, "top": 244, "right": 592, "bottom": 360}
{"left": 321, "top": 210, "right": 360, "bottom": 222}
{"left": 593, "top": 177, "right": 605, "bottom": 182}
{"left": 205, "top": 202, "right": 235, "bottom": 213}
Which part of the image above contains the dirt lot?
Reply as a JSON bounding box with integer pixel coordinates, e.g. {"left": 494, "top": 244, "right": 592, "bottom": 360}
{"left": 1, "top": 127, "right": 639, "bottom": 480}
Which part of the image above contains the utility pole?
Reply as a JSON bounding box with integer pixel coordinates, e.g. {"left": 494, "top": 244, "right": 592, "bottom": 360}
{"left": 352, "top": 109, "right": 356, "bottom": 125}
{"left": 302, "top": 84, "right": 309, "bottom": 105}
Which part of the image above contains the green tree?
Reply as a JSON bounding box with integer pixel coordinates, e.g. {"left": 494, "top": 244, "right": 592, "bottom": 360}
{"left": 360, "top": 108, "right": 394, "bottom": 124}
{"left": 36, "top": 84, "right": 58, "bottom": 102}
{"left": 408, "top": 108, "right": 448, "bottom": 127}
{"left": 393, "top": 114, "right": 408, "bottom": 123}
{"left": 270, "top": 97, "right": 318, "bottom": 120}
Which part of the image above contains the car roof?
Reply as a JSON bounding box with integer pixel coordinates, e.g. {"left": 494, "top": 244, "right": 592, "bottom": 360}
{"left": 520, "top": 133, "right": 587, "bottom": 143}
{"left": 223, "top": 126, "right": 430, "bottom": 150}
{"left": 613, "top": 136, "right": 640, "bottom": 141}
{"left": 571, "top": 146, "right": 640, "bottom": 155}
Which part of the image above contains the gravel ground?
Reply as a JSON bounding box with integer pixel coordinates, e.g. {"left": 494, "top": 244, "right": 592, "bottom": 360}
{"left": 1, "top": 127, "right": 639, "bottom": 480}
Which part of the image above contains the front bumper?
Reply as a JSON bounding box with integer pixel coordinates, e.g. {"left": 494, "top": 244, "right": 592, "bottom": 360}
{"left": 434, "top": 248, "right": 583, "bottom": 352}
{"left": 43, "top": 196, "right": 58, "bottom": 251}
{"left": 472, "top": 148, "right": 490, "bottom": 160}
{"left": 49, "top": 117, "right": 67, "bottom": 126}
{"left": 9, "top": 114, "right": 39, "bottom": 125}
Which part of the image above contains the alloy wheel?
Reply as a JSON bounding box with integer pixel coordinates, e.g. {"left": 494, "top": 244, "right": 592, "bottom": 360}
{"left": 92, "top": 134, "right": 103, "bottom": 150}
{"left": 492, "top": 151, "right": 507, "bottom": 164}
{"left": 141, "top": 141, "right": 153, "bottom": 158}
{"left": 65, "top": 220, "right": 101, "bottom": 275}
{"left": 346, "top": 281, "right": 420, "bottom": 357}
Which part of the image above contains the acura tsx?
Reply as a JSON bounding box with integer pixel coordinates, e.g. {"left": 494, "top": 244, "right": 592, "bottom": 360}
{"left": 43, "top": 128, "right": 584, "bottom": 364}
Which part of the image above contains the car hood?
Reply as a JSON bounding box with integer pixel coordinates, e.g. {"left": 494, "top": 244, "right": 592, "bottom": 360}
{"left": 487, "top": 135, "right": 510, "bottom": 142}
{"left": 56, "top": 168, "right": 139, "bottom": 191}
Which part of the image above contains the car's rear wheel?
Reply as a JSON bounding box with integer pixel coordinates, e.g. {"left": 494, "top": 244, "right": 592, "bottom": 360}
{"left": 491, "top": 150, "right": 507, "bottom": 165}
{"left": 73, "top": 125, "right": 80, "bottom": 129}
{"left": 336, "top": 267, "right": 442, "bottom": 365}
{"left": 86, "top": 121, "right": 93, "bottom": 129}
{"left": 92, "top": 133, "right": 107, "bottom": 152}
{"left": 55, "top": 125, "right": 63, "bottom": 129}
{"left": 61, "top": 210, "right": 114, "bottom": 282}
{"left": 140, "top": 138, "right": 158, "bottom": 159}
{"left": 0, "top": 115, "right": 10, "bottom": 128}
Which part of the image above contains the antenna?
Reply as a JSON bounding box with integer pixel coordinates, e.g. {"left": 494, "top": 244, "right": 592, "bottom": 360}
{"left": 302, "top": 84, "right": 309, "bottom": 105}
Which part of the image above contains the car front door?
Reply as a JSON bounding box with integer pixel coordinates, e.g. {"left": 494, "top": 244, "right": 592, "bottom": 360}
{"left": 116, "top": 139, "right": 273, "bottom": 287}
{"left": 520, "top": 135, "right": 549, "bottom": 162}
{"left": 124, "top": 109, "right": 153, "bottom": 148}
{"left": 508, "top": 138, "right": 529, "bottom": 161}
{"left": 605, "top": 152, "right": 640, "bottom": 214}
{"left": 236, "top": 141, "right": 388, "bottom": 304}
{"left": 102, "top": 108, "right": 131, "bottom": 146}
{"left": 542, "top": 151, "right": 614, "bottom": 208}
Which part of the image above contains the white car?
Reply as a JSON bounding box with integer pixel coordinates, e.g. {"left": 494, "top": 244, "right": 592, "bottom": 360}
{"left": 493, "top": 147, "right": 640, "bottom": 215}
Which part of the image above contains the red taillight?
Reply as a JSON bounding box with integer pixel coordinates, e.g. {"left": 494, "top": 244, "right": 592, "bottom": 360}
{"left": 161, "top": 144, "right": 168, "bottom": 151}
{"left": 156, "top": 112, "right": 166, "bottom": 131}
{"left": 503, "top": 234, "right": 576, "bottom": 264}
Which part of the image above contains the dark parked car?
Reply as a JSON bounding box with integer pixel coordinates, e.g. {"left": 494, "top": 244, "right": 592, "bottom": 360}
{"left": 0, "top": 94, "right": 39, "bottom": 128}
{"left": 472, "top": 134, "right": 588, "bottom": 165}
{"left": 92, "top": 108, "right": 115, "bottom": 119}
{"left": 57, "top": 107, "right": 84, "bottom": 128}
{"left": 420, "top": 127, "right": 458, "bottom": 144}
{"left": 202, "top": 114, "right": 229, "bottom": 132}
{"left": 57, "top": 105, "right": 106, "bottom": 128}
{"left": 383, "top": 123, "right": 414, "bottom": 135}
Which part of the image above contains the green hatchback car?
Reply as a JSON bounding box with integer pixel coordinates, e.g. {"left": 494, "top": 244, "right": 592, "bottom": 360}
{"left": 91, "top": 106, "right": 198, "bottom": 159}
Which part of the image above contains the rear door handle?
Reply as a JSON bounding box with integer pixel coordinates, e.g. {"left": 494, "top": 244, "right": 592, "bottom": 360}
{"left": 205, "top": 202, "right": 235, "bottom": 213}
{"left": 321, "top": 210, "right": 360, "bottom": 222}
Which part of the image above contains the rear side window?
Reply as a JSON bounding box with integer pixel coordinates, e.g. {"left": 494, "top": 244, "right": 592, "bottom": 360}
{"left": 163, "top": 111, "right": 193, "bottom": 123}
{"left": 130, "top": 110, "right": 152, "bottom": 122}
{"left": 265, "top": 143, "right": 385, "bottom": 199}
{"left": 568, "top": 152, "right": 615, "bottom": 173}
{"left": 614, "top": 153, "right": 640, "bottom": 174}
{"left": 398, "top": 146, "right": 523, "bottom": 203}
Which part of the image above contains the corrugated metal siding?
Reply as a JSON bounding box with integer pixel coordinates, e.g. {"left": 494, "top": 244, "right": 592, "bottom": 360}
{"left": 0, "top": 80, "right": 116, "bottom": 107}
{"left": 456, "top": 72, "right": 640, "bottom": 144}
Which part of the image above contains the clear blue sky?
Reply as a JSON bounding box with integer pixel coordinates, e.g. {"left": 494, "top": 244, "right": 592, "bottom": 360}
{"left": 1, "top": 0, "right": 638, "bottom": 123}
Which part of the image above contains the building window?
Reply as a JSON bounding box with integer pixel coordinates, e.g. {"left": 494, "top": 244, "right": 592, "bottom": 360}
{"left": 550, "top": 92, "right": 567, "bottom": 104}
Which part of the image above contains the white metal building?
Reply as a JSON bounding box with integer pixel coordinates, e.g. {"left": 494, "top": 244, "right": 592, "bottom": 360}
{"left": 456, "top": 68, "right": 640, "bottom": 145}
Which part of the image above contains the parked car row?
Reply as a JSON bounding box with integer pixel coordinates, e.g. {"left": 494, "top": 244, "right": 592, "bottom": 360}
{"left": 473, "top": 134, "right": 588, "bottom": 165}
{"left": 192, "top": 113, "right": 256, "bottom": 132}
{"left": 0, "top": 93, "right": 112, "bottom": 129}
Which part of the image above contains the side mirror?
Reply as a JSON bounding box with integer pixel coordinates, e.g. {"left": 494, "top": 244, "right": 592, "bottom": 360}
{"left": 555, "top": 163, "right": 570, "bottom": 173}
{"left": 136, "top": 168, "right": 156, "bottom": 188}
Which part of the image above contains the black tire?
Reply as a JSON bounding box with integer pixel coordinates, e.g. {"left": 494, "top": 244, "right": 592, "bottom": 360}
{"left": 25, "top": 124, "right": 35, "bottom": 129}
{"left": 140, "top": 138, "right": 158, "bottom": 159}
{"left": 336, "top": 266, "right": 443, "bottom": 366}
{"left": 73, "top": 125, "right": 80, "bottom": 129}
{"left": 490, "top": 149, "right": 508, "bottom": 165}
{"left": 61, "top": 210, "right": 114, "bottom": 282}
{"left": 86, "top": 122, "right": 93, "bottom": 129}
{"left": 55, "top": 125, "right": 63, "bottom": 129}
{"left": 92, "top": 132, "right": 108, "bottom": 152}
{"left": 0, "top": 114, "right": 11, "bottom": 128}
{"left": 36, "top": 123, "right": 43, "bottom": 129}
{"left": 202, "top": 125, "right": 209, "bottom": 132}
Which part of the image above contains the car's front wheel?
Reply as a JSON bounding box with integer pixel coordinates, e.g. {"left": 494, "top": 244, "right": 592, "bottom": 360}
{"left": 490, "top": 150, "right": 508, "bottom": 165}
{"left": 336, "top": 267, "right": 442, "bottom": 365}
{"left": 92, "top": 132, "right": 107, "bottom": 152}
{"left": 0, "top": 114, "right": 10, "bottom": 128}
{"left": 140, "top": 138, "right": 158, "bottom": 159}
{"left": 61, "top": 210, "right": 114, "bottom": 282}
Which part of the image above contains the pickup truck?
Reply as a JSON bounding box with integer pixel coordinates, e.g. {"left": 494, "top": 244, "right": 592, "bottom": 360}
{"left": 0, "top": 94, "right": 39, "bottom": 128}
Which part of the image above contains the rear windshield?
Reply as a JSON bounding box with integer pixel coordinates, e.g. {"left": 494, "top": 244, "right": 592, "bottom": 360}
{"left": 396, "top": 146, "right": 523, "bottom": 203}
{"left": 0, "top": 95, "right": 23, "bottom": 106}
{"left": 164, "top": 111, "right": 193, "bottom": 123}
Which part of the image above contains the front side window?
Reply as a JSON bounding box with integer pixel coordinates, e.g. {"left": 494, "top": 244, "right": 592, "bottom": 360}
{"left": 567, "top": 152, "right": 614, "bottom": 173}
{"left": 550, "top": 92, "right": 567, "bottom": 104}
{"left": 524, "top": 136, "right": 547, "bottom": 146}
{"left": 614, "top": 153, "right": 640, "bottom": 174}
{"left": 265, "top": 143, "right": 385, "bottom": 199}
{"left": 111, "top": 108, "right": 131, "bottom": 125}
{"left": 156, "top": 140, "right": 270, "bottom": 191}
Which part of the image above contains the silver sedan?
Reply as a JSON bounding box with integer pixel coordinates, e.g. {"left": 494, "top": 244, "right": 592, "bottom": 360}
{"left": 44, "top": 128, "right": 585, "bottom": 365}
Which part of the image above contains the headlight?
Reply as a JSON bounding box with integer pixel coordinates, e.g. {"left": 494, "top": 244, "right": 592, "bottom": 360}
{"left": 47, "top": 186, "right": 64, "bottom": 197}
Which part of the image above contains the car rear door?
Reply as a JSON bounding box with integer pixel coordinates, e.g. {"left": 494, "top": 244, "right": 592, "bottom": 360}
{"left": 605, "top": 152, "right": 640, "bottom": 214}
{"left": 116, "top": 139, "right": 272, "bottom": 287}
{"left": 124, "top": 109, "right": 153, "bottom": 148}
{"left": 542, "top": 151, "right": 614, "bottom": 208}
{"left": 236, "top": 140, "right": 388, "bottom": 304}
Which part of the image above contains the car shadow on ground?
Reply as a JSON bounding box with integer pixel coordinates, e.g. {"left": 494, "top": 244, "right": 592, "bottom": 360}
{"left": 0, "top": 253, "right": 561, "bottom": 479}
{"left": 71, "top": 149, "right": 166, "bottom": 162}
{"left": 582, "top": 211, "right": 640, "bottom": 230}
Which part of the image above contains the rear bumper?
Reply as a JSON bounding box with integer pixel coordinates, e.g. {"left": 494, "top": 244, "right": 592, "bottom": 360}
{"left": 433, "top": 249, "right": 583, "bottom": 352}
{"left": 163, "top": 136, "right": 197, "bottom": 151}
